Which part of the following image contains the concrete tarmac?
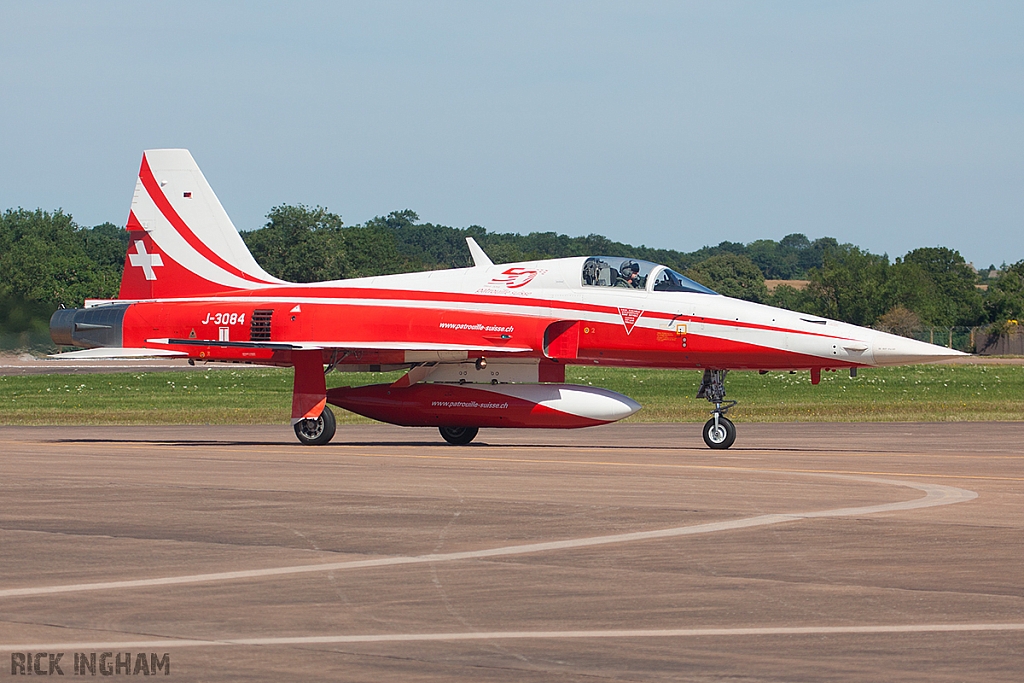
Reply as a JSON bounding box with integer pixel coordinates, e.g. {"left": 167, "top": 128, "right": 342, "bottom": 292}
{"left": 0, "top": 355, "right": 219, "bottom": 376}
{"left": 0, "top": 421, "right": 1022, "bottom": 681}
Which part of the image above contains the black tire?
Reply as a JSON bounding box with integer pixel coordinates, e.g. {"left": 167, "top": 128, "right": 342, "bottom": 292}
{"left": 294, "top": 405, "right": 337, "bottom": 446}
{"left": 439, "top": 426, "right": 479, "bottom": 445}
{"left": 702, "top": 416, "right": 736, "bottom": 450}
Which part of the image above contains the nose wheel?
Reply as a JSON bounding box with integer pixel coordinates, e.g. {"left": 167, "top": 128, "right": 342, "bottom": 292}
{"left": 697, "top": 369, "right": 738, "bottom": 449}
{"left": 703, "top": 415, "right": 736, "bottom": 449}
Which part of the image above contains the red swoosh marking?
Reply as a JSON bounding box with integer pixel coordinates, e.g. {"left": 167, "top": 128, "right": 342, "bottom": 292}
{"left": 139, "top": 154, "right": 271, "bottom": 285}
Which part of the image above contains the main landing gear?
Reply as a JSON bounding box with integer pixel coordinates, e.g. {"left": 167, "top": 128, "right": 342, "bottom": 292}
{"left": 439, "top": 426, "right": 479, "bottom": 445}
{"left": 294, "top": 405, "right": 337, "bottom": 446}
{"left": 697, "top": 369, "right": 737, "bottom": 449}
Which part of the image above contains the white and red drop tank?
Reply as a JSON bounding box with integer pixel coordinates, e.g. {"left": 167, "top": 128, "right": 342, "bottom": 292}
{"left": 326, "top": 383, "right": 642, "bottom": 429}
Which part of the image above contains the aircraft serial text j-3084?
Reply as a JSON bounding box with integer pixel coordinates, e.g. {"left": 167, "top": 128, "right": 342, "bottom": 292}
{"left": 51, "top": 150, "right": 965, "bottom": 448}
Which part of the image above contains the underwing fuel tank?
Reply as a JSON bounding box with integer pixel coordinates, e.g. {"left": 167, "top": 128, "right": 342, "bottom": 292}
{"left": 326, "top": 383, "right": 642, "bottom": 429}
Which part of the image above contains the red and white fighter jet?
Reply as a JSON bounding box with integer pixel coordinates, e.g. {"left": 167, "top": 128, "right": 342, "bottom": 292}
{"left": 51, "top": 150, "right": 965, "bottom": 448}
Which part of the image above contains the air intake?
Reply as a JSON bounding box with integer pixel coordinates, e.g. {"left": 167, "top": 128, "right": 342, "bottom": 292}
{"left": 250, "top": 309, "right": 273, "bottom": 341}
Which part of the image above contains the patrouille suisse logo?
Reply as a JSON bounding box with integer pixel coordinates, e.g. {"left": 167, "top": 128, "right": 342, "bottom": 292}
{"left": 488, "top": 267, "right": 542, "bottom": 289}
{"left": 618, "top": 307, "right": 644, "bottom": 334}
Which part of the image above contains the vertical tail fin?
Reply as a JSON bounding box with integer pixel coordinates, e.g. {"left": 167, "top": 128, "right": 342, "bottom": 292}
{"left": 118, "top": 149, "right": 282, "bottom": 299}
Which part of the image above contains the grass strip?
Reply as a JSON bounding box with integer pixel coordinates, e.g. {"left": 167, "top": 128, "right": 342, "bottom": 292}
{"left": 0, "top": 364, "right": 1021, "bottom": 426}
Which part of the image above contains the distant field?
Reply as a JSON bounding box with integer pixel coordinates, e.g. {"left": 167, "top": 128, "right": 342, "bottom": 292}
{"left": 1, "top": 364, "right": 1022, "bottom": 425}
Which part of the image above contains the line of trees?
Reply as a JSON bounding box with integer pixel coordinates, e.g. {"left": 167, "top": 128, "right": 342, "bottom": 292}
{"left": 239, "top": 206, "right": 844, "bottom": 283}
{"left": 2, "top": 205, "right": 1022, "bottom": 342}
{"left": 238, "top": 206, "right": 1023, "bottom": 333}
{"left": 0, "top": 209, "right": 125, "bottom": 336}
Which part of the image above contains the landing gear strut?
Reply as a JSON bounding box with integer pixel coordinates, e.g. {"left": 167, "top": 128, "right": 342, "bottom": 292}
{"left": 697, "top": 369, "right": 737, "bottom": 449}
{"left": 294, "top": 405, "right": 337, "bottom": 446}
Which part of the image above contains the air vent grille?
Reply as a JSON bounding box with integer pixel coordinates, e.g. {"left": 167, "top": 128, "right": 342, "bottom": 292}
{"left": 250, "top": 309, "right": 273, "bottom": 341}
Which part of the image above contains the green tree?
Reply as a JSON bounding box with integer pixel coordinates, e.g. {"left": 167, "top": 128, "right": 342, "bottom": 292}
{"left": 766, "top": 283, "right": 814, "bottom": 313}
{"left": 893, "top": 247, "right": 983, "bottom": 326}
{"left": 80, "top": 222, "right": 129, "bottom": 297}
{"left": 874, "top": 305, "right": 923, "bottom": 337}
{"left": 0, "top": 293, "right": 54, "bottom": 334}
{"left": 81, "top": 222, "right": 129, "bottom": 269}
{"left": 0, "top": 209, "right": 118, "bottom": 307}
{"left": 364, "top": 210, "right": 466, "bottom": 270}
{"left": 747, "top": 239, "right": 791, "bottom": 279}
{"left": 686, "top": 253, "right": 768, "bottom": 303}
{"left": 242, "top": 205, "right": 347, "bottom": 282}
{"left": 798, "top": 236, "right": 839, "bottom": 274}
{"left": 984, "top": 259, "right": 1024, "bottom": 325}
{"left": 339, "top": 225, "right": 402, "bottom": 278}
{"left": 802, "top": 245, "right": 890, "bottom": 326}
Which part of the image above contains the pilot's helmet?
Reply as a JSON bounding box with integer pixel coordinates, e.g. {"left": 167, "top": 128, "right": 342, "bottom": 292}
{"left": 621, "top": 260, "right": 640, "bottom": 275}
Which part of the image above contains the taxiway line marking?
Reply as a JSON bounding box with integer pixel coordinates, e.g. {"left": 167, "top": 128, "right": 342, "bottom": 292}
{"left": 68, "top": 440, "right": 1024, "bottom": 482}
{"left": 25, "top": 440, "right": 1024, "bottom": 481}
{"left": 5, "top": 622, "right": 1024, "bottom": 650}
{"left": 0, "top": 476, "right": 975, "bottom": 600}
{"left": 147, "top": 444, "right": 1024, "bottom": 483}
{"left": 330, "top": 450, "right": 1024, "bottom": 482}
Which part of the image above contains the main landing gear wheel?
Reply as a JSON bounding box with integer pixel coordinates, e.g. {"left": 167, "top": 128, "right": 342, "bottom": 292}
{"left": 294, "top": 405, "right": 337, "bottom": 446}
{"left": 702, "top": 416, "right": 736, "bottom": 450}
{"left": 439, "top": 426, "right": 479, "bottom": 445}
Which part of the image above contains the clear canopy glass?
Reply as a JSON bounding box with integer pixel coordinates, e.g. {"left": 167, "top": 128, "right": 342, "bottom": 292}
{"left": 581, "top": 257, "right": 717, "bottom": 294}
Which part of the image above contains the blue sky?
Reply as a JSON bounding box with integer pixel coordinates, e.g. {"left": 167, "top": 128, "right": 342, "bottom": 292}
{"left": 2, "top": 1, "right": 1022, "bottom": 269}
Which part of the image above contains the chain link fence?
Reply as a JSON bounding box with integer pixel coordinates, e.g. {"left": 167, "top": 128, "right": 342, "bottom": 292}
{"left": 907, "top": 327, "right": 1023, "bottom": 355}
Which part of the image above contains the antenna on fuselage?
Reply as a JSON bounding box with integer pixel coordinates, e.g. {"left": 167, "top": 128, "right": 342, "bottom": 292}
{"left": 466, "top": 237, "right": 494, "bottom": 268}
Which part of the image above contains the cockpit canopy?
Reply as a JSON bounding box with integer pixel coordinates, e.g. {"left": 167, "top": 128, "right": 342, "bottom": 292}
{"left": 581, "top": 257, "right": 717, "bottom": 294}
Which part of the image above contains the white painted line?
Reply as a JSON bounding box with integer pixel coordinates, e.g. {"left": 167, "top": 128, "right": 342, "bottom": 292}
{"left": 0, "top": 476, "right": 976, "bottom": 600}
{"left": 5, "top": 623, "right": 1024, "bottom": 651}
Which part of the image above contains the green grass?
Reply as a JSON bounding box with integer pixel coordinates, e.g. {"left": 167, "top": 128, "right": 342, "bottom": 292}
{"left": 574, "top": 365, "right": 1024, "bottom": 423}
{"left": 0, "top": 365, "right": 1022, "bottom": 425}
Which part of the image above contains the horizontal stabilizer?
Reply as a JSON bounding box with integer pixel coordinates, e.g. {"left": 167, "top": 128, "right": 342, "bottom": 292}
{"left": 48, "top": 347, "right": 189, "bottom": 359}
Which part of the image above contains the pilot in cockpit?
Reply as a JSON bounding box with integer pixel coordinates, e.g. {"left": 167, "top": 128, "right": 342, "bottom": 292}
{"left": 616, "top": 260, "right": 642, "bottom": 288}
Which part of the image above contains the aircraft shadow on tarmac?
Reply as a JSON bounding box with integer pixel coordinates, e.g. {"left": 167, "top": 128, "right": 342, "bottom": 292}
{"left": 51, "top": 437, "right": 819, "bottom": 452}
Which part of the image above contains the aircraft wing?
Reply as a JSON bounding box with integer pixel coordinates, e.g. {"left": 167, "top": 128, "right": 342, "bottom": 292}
{"left": 146, "top": 338, "right": 535, "bottom": 354}
{"left": 47, "top": 339, "right": 534, "bottom": 362}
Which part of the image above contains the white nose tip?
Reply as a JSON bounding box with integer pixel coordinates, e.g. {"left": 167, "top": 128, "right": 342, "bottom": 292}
{"left": 871, "top": 330, "right": 969, "bottom": 366}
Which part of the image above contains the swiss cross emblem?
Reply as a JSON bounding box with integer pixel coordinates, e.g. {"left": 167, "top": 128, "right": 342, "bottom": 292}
{"left": 618, "top": 307, "right": 644, "bottom": 334}
{"left": 128, "top": 240, "right": 164, "bottom": 281}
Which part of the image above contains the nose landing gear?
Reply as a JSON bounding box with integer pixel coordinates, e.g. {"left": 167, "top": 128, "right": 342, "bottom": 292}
{"left": 697, "top": 369, "right": 737, "bottom": 449}
{"left": 702, "top": 414, "right": 736, "bottom": 449}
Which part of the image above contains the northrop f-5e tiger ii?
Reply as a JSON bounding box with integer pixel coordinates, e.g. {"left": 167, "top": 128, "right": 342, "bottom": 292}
{"left": 51, "top": 150, "right": 965, "bottom": 448}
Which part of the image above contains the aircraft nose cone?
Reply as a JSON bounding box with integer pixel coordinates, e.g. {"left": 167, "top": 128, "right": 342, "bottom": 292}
{"left": 871, "top": 330, "right": 969, "bottom": 366}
